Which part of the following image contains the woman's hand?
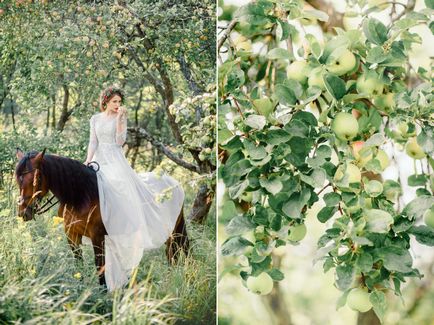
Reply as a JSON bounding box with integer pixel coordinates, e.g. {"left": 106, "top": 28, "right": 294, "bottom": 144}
{"left": 117, "top": 106, "right": 127, "bottom": 120}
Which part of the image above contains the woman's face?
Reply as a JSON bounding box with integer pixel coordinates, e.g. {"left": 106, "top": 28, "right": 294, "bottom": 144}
{"left": 105, "top": 95, "right": 122, "bottom": 114}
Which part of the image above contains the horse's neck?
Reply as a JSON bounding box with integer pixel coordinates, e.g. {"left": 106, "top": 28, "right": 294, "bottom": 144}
{"left": 42, "top": 157, "right": 65, "bottom": 203}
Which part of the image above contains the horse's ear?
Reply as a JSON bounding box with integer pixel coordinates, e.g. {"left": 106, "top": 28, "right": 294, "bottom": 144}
{"left": 16, "top": 148, "right": 24, "bottom": 161}
{"left": 34, "top": 148, "right": 47, "bottom": 166}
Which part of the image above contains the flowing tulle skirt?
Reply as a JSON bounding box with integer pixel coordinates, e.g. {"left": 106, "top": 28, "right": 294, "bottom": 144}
{"left": 93, "top": 143, "right": 184, "bottom": 291}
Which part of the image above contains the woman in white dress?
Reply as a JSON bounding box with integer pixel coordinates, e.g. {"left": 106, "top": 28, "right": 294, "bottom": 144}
{"left": 84, "top": 86, "right": 186, "bottom": 291}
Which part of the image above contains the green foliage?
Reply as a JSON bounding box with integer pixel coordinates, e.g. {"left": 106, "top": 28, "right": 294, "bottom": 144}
{"left": 218, "top": 0, "right": 433, "bottom": 320}
{"left": 0, "top": 178, "right": 216, "bottom": 323}
{"left": 0, "top": 0, "right": 216, "bottom": 323}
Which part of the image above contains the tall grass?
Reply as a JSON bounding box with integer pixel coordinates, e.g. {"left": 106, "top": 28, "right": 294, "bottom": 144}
{"left": 0, "top": 177, "right": 216, "bottom": 324}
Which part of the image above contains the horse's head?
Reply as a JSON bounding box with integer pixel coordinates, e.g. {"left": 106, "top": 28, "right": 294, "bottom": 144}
{"left": 15, "top": 148, "right": 49, "bottom": 221}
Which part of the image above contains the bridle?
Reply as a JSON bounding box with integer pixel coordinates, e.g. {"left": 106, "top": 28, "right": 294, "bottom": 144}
{"left": 16, "top": 154, "right": 99, "bottom": 219}
{"left": 17, "top": 158, "right": 58, "bottom": 218}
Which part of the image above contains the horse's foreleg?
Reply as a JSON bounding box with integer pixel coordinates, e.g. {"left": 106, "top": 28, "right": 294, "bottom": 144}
{"left": 66, "top": 233, "right": 83, "bottom": 261}
{"left": 92, "top": 236, "right": 106, "bottom": 286}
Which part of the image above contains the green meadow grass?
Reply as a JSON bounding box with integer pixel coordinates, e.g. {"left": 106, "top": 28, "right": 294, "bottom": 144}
{"left": 0, "top": 179, "right": 216, "bottom": 324}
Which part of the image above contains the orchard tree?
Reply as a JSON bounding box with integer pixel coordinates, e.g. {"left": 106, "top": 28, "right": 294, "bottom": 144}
{"left": 219, "top": 0, "right": 433, "bottom": 323}
{"left": 0, "top": 0, "right": 216, "bottom": 221}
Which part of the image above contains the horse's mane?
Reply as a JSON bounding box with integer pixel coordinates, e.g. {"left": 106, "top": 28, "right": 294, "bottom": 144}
{"left": 16, "top": 151, "right": 99, "bottom": 210}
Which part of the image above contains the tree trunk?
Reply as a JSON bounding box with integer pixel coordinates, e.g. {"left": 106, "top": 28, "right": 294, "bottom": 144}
{"left": 262, "top": 254, "right": 293, "bottom": 325}
{"left": 52, "top": 95, "right": 56, "bottom": 129}
{"left": 190, "top": 183, "right": 215, "bottom": 223}
{"left": 357, "top": 310, "right": 380, "bottom": 325}
{"left": 56, "top": 84, "right": 70, "bottom": 132}
{"left": 46, "top": 97, "right": 50, "bottom": 132}
{"left": 11, "top": 99, "right": 16, "bottom": 131}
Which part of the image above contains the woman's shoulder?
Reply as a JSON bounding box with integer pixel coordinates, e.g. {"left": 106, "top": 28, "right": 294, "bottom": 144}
{"left": 90, "top": 112, "right": 104, "bottom": 121}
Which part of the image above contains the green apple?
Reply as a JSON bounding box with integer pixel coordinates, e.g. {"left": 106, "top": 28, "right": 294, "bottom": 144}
{"left": 373, "top": 92, "right": 395, "bottom": 111}
{"left": 334, "top": 163, "right": 362, "bottom": 184}
{"left": 351, "top": 141, "right": 373, "bottom": 167}
{"left": 396, "top": 122, "right": 416, "bottom": 138}
{"left": 365, "top": 180, "right": 383, "bottom": 197}
{"left": 405, "top": 137, "right": 425, "bottom": 159}
{"left": 288, "top": 223, "right": 307, "bottom": 242}
{"left": 326, "top": 48, "right": 357, "bottom": 76}
{"left": 246, "top": 272, "right": 274, "bottom": 295}
{"left": 252, "top": 97, "right": 274, "bottom": 117}
{"left": 356, "top": 73, "right": 384, "bottom": 96}
{"left": 287, "top": 60, "right": 310, "bottom": 83}
{"left": 347, "top": 288, "right": 372, "bottom": 313}
{"left": 234, "top": 35, "right": 252, "bottom": 52}
{"left": 332, "top": 112, "right": 359, "bottom": 141}
{"left": 375, "top": 149, "right": 390, "bottom": 171}
{"left": 398, "top": 122, "right": 409, "bottom": 135}
{"left": 308, "top": 66, "right": 326, "bottom": 90}
{"left": 423, "top": 209, "right": 434, "bottom": 228}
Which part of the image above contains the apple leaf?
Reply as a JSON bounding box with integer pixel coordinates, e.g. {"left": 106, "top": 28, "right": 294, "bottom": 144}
{"left": 221, "top": 236, "right": 252, "bottom": 256}
{"left": 226, "top": 67, "right": 245, "bottom": 92}
{"left": 293, "top": 110, "right": 318, "bottom": 126}
{"left": 365, "top": 133, "right": 386, "bottom": 146}
{"left": 305, "top": 33, "right": 322, "bottom": 58}
{"left": 363, "top": 18, "right": 388, "bottom": 45}
{"left": 408, "top": 174, "right": 428, "bottom": 187}
{"left": 323, "top": 192, "right": 341, "bottom": 206}
{"left": 374, "top": 246, "right": 413, "bottom": 273}
{"left": 364, "top": 209, "right": 394, "bottom": 233}
{"left": 366, "top": 46, "right": 387, "bottom": 63}
{"left": 276, "top": 19, "right": 290, "bottom": 41}
{"left": 244, "top": 114, "right": 266, "bottom": 130}
{"left": 267, "top": 48, "right": 292, "bottom": 60}
{"left": 335, "top": 264, "right": 354, "bottom": 291}
{"left": 336, "top": 290, "right": 350, "bottom": 310}
{"left": 220, "top": 200, "right": 240, "bottom": 224}
{"left": 282, "top": 188, "right": 311, "bottom": 219}
{"left": 355, "top": 253, "right": 373, "bottom": 273}
{"left": 370, "top": 291, "right": 387, "bottom": 323}
{"left": 402, "top": 195, "right": 434, "bottom": 219}
{"left": 274, "top": 84, "right": 297, "bottom": 105}
{"left": 417, "top": 127, "right": 434, "bottom": 155}
{"left": 225, "top": 215, "right": 255, "bottom": 236}
{"left": 267, "top": 268, "right": 285, "bottom": 281}
{"left": 235, "top": 1, "right": 273, "bottom": 25}
{"left": 317, "top": 206, "right": 338, "bottom": 223}
{"left": 259, "top": 176, "right": 283, "bottom": 195}
{"left": 228, "top": 179, "right": 250, "bottom": 199}
{"left": 324, "top": 74, "right": 346, "bottom": 100}
{"left": 300, "top": 168, "right": 326, "bottom": 188}
{"left": 408, "top": 226, "right": 434, "bottom": 246}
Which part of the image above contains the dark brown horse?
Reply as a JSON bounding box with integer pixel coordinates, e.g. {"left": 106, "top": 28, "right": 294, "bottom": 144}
{"left": 15, "top": 148, "right": 189, "bottom": 286}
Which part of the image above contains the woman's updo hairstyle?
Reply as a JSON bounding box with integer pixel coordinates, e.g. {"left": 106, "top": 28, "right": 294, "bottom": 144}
{"left": 99, "top": 86, "right": 124, "bottom": 112}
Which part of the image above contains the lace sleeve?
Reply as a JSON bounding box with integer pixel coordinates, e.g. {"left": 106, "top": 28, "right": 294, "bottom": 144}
{"left": 115, "top": 116, "right": 127, "bottom": 146}
{"left": 86, "top": 115, "right": 98, "bottom": 162}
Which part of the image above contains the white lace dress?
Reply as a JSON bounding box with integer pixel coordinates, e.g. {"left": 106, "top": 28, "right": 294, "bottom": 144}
{"left": 87, "top": 112, "right": 184, "bottom": 291}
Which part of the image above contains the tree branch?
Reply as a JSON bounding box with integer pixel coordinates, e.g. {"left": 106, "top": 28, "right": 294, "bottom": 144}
{"left": 129, "top": 127, "right": 200, "bottom": 174}
{"left": 177, "top": 54, "right": 204, "bottom": 96}
{"left": 305, "top": 0, "right": 344, "bottom": 33}
{"left": 218, "top": 19, "right": 237, "bottom": 51}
